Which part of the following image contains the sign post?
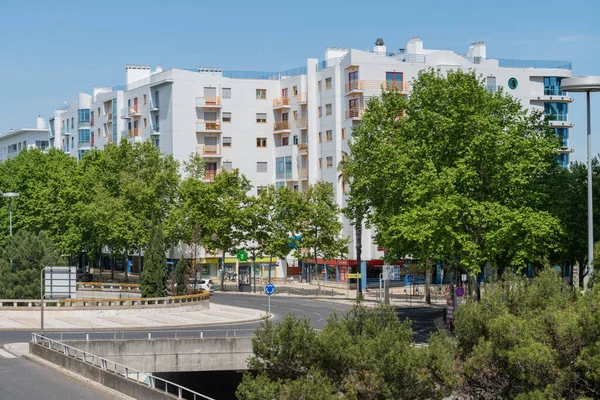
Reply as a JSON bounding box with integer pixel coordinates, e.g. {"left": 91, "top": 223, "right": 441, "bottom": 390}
{"left": 41, "top": 266, "right": 76, "bottom": 335}
{"left": 264, "top": 283, "right": 275, "bottom": 318}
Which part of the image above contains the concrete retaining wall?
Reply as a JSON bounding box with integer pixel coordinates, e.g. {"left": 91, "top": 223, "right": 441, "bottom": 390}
{"left": 29, "top": 342, "right": 177, "bottom": 400}
{"left": 76, "top": 289, "right": 142, "bottom": 299}
{"left": 64, "top": 338, "right": 253, "bottom": 372}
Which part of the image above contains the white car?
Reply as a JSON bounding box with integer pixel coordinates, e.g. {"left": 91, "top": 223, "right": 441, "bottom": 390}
{"left": 195, "top": 279, "right": 214, "bottom": 294}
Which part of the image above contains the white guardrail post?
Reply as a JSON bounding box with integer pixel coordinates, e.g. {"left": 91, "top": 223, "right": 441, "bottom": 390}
{"left": 30, "top": 333, "right": 215, "bottom": 400}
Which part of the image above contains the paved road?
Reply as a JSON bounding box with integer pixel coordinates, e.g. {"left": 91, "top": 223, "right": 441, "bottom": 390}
{"left": 0, "top": 357, "right": 113, "bottom": 400}
{"left": 0, "top": 293, "right": 440, "bottom": 399}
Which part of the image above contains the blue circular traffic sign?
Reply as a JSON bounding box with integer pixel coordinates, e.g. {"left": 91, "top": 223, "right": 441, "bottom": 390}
{"left": 455, "top": 287, "right": 465, "bottom": 297}
{"left": 264, "top": 283, "right": 275, "bottom": 296}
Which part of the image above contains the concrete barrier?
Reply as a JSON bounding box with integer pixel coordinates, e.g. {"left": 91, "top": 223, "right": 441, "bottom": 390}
{"left": 77, "top": 282, "right": 142, "bottom": 299}
{"left": 63, "top": 337, "right": 253, "bottom": 373}
{"left": 30, "top": 334, "right": 214, "bottom": 400}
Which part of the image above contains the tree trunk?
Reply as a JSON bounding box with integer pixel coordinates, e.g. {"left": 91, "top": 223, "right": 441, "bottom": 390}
{"left": 425, "top": 267, "right": 431, "bottom": 304}
{"left": 356, "top": 215, "right": 362, "bottom": 296}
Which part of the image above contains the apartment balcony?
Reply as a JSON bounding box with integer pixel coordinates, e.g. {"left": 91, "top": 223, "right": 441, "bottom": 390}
{"left": 298, "top": 168, "right": 308, "bottom": 179}
{"left": 150, "top": 124, "right": 160, "bottom": 135}
{"left": 296, "top": 142, "right": 308, "bottom": 155}
{"left": 345, "top": 107, "right": 365, "bottom": 120}
{"left": 195, "top": 96, "right": 221, "bottom": 108}
{"left": 204, "top": 170, "right": 218, "bottom": 182}
{"left": 345, "top": 80, "right": 410, "bottom": 94}
{"left": 273, "top": 97, "right": 291, "bottom": 109}
{"left": 296, "top": 92, "right": 308, "bottom": 105}
{"left": 196, "top": 120, "right": 222, "bottom": 133}
{"left": 531, "top": 94, "right": 574, "bottom": 103}
{"left": 121, "top": 106, "right": 141, "bottom": 118}
{"left": 127, "top": 128, "right": 141, "bottom": 137}
{"left": 296, "top": 117, "right": 308, "bottom": 130}
{"left": 273, "top": 120, "right": 291, "bottom": 134}
{"left": 105, "top": 113, "right": 113, "bottom": 122}
{"left": 150, "top": 103, "right": 160, "bottom": 112}
{"left": 197, "top": 144, "right": 222, "bottom": 156}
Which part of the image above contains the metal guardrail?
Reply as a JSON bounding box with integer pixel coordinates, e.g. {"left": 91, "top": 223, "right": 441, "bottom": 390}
{"left": 0, "top": 293, "right": 209, "bottom": 308}
{"left": 31, "top": 333, "right": 214, "bottom": 400}
{"left": 44, "top": 329, "right": 256, "bottom": 342}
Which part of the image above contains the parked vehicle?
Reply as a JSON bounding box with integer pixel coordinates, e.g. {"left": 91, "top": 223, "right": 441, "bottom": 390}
{"left": 188, "top": 279, "right": 215, "bottom": 294}
{"left": 76, "top": 269, "right": 93, "bottom": 282}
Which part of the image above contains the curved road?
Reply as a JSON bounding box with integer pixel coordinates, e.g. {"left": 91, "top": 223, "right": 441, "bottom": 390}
{"left": 0, "top": 293, "right": 439, "bottom": 399}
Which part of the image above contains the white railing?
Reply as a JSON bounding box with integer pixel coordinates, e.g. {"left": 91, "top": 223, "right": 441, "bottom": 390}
{"left": 0, "top": 293, "right": 209, "bottom": 308}
{"left": 31, "top": 333, "right": 215, "bottom": 400}
{"left": 43, "top": 328, "right": 257, "bottom": 342}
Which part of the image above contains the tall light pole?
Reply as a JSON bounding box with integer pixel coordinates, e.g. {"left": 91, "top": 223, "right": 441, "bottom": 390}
{"left": 2, "top": 192, "right": 20, "bottom": 237}
{"left": 562, "top": 76, "right": 600, "bottom": 289}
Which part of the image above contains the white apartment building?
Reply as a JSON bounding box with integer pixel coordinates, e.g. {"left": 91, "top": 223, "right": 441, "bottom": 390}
{"left": 42, "top": 36, "right": 573, "bottom": 281}
{"left": 0, "top": 116, "right": 50, "bottom": 162}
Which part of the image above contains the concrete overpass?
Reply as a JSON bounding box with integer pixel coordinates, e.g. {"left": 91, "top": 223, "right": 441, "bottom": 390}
{"left": 61, "top": 337, "right": 253, "bottom": 372}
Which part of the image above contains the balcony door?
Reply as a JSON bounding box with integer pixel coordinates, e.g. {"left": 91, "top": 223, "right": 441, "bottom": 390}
{"left": 386, "top": 72, "right": 403, "bottom": 89}
{"left": 282, "top": 88, "right": 288, "bottom": 98}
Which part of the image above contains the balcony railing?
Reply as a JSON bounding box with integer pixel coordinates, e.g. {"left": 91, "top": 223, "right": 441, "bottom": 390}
{"left": 127, "top": 128, "right": 141, "bottom": 137}
{"left": 296, "top": 117, "right": 308, "bottom": 129}
{"left": 296, "top": 92, "right": 308, "bottom": 103}
{"left": 345, "top": 107, "right": 364, "bottom": 119}
{"left": 296, "top": 142, "right": 308, "bottom": 151}
{"left": 106, "top": 113, "right": 113, "bottom": 121}
{"left": 151, "top": 124, "right": 160, "bottom": 134}
{"left": 298, "top": 168, "right": 308, "bottom": 178}
{"left": 197, "top": 144, "right": 221, "bottom": 155}
{"left": 273, "top": 121, "right": 291, "bottom": 131}
{"left": 204, "top": 170, "right": 217, "bottom": 182}
{"left": 546, "top": 114, "right": 569, "bottom": 122}
{"left": 273, "top": 97, "right": 291, "bottom": 108}
{"left": 196, "top": 96, "right": 221, "bottom": 107}
{"left": 196, "top": 120, "right": 222, "bottom": 132}
{"left": 544, "top": 89, "right": 567, "bottom": 96}
{"left": 345, "top": 80, "right": 410, "bottom": 92}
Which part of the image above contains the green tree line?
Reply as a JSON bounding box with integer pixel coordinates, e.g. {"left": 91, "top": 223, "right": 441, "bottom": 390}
{"left": 0, "top": 141, "right": 347, "bottom": 297}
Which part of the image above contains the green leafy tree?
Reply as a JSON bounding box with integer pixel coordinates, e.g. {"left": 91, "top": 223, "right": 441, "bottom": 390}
{"left": 300, "top": 181, "right": 348, "bottom": 281}
{"left": 141, "top": 224, "right": 167, "bottom": 298}
{"left": 0, "top": 231, "right": 65, "bottom": 299}
{"left": 454, "top": 270, "right": 600, "bottom": 398}
{"left": 346, "top": 69, "right": 562, "bottom": 294}
{"left": 238, "top": 306, "right": 456, "bottom": 400}
{"left": 0, "top": 148, "right": 83, "bottom": 254}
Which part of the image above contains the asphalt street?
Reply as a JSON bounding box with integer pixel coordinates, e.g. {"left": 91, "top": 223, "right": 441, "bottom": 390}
{"left": 0, "top": 293, "right": 440, "bottom": 399}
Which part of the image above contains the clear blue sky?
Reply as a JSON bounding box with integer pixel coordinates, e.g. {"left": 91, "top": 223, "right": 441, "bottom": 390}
{"left": 0, "top": 0, "right": 598, "bottom": 161}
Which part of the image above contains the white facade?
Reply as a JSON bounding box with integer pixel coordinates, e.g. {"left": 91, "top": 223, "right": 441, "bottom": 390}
{"left": 42, "top": 37, "right": 573, "bottom": 264}
{"left": 0, "top": 116, "right": 50, "bottom": 161}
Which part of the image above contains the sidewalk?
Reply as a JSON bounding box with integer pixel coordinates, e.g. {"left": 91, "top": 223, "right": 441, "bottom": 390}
{"left": 0, "top": 303, "right": 266, "bottom": 331}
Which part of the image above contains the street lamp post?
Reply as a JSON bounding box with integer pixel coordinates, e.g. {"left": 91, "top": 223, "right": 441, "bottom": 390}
{"left": 2, "top": 192, "right": 20, "bottom": 237}
{"left": 562, "top": 76, "right": 600, "bottom": 289}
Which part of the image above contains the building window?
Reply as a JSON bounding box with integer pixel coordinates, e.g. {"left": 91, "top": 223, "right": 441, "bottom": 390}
{"left": 223, "top": 88, "right": 232, "bottom": 99}
{"left": 276, "top": 157, "right": 285, "bottom": 179}
{"left": 292, "top": 86, "right": 298, "bottom": 96}
{"left": 143, "top": 94, "right": 147, "bottom": 105}
{"left": 223, "top": 112, "right": 232, "bottom": 123}
{"left": 256, "top": 89, "right": 267, "bottom": 99}
{"left": 98, "top": 128, "right": 101, "bottom": 138}
{"left": 77, "top": 109, "right": 90, "bottom": 123}
{"left": 257, "top": 185, "right": 268, "bottom": 195}
{"left": 326, "top": 104, "right": 332, "bottom": 115}
{"left": 318, "top": 132, "right": 322, "bottom": 143}
{"left": 256, "top": 137, "right": 267, "bottom": 148}
{"left": 319, "top": 158, "right": 323, "bottom": 169}
{"left": 325, "top": 77, "right": 332, "bottom": 90}
{"left": 318, "top": 107, "right": 322, "bottom": 117}
{"left": 143, "top": 118, "right": 147, "bottom": 128}
{"left": 285, "top": 156, "right": 292, "bottom": 178}
{"left": 341, "top": 128, "right": 346, "bottom": 139}
{"left": 71, "top": 117, "right": 74, "bottom": 129}
{"left": 97, "top": 107, "right": 101, "bottom": 116}
{"left": 35, "top": 140, "right": 49, "bottom": 150}
{"left": 78, "top": 129, "right": 91, "bottom": 144}
{"left": 326, "top": 156, "right": 333, "bottom": 168}
{"left": 545, "top": 103, "right": 568, "bottom": 121}
{"left": 292, "top": 110, "right": 298, "bottom": 120}
{"left": 256, "top": 113, "right": 267, "bottom": 123}
{"left": 282, "top": 136, "right": 289, "bottom": 146}
{"left": 222, "top": 161, "right": 233, "bottom": 171}
{"left": 223, "top": 137, "right": 232, "bottom": 147}
{"left": 293, "top": 135, "right": 298, "bottom": 145}
{"left": 326, "top": 130, "right": 333, "bottom": 141}
{"left": 318, "top": 81, "right": 322, "bottom": 92}
{"left": 386, "top": 72, "right": 404, "bottom": 89}
{"left": 544, "top": 77, "right": 565, "bottom": 96}
{"left": 257, "top": 162, "right": 268, "bottom": 173}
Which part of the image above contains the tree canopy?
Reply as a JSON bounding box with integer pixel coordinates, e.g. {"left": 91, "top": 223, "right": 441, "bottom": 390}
{"left": 345, "top": 69, "right": 562, "bottom": 275}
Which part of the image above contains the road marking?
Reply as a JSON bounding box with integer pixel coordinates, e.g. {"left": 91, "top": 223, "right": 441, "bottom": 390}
{"left": 235, "top": 300, "right": 250, "bottom": 304}
{"left": 0, "top": 349, "right": 16, "bottom": 359}
{"left": 290, "top": 308, "right": 304, "bottom": 312}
